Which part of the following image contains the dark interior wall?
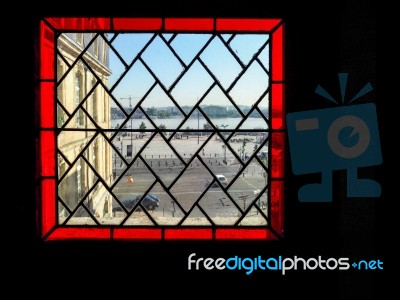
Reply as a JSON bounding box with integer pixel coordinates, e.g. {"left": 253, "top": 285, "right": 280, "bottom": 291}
{"left": 15, "top": 1, "right": 386, "bottom": 298}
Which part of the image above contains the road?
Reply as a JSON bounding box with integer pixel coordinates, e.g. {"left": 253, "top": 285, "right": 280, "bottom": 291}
{"left": 104, "top": 133, "right": 269, "bottom": 225}
{"left": 111, "top": 156, "right": 268, "bottom": 226}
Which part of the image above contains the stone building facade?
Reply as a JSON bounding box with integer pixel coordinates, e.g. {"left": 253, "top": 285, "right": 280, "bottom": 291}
{"left": 57, "top": 33, "right": 113, "bottom": 219}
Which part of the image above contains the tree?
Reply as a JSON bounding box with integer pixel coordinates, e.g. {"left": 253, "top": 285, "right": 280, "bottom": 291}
{"left": 159, "top": 124, "right": 166, "bottom": 130}
{"left": 157, "top": 111, "right": 171, "bottom": 119}
{"left": 146, "top": 106, "right": 157, "bottom": 116}
{"left": 139, "top": 122, "right": 147, "bottom": 130}
{"left": 139, "top": 122, "right": 147, "bottom": 138}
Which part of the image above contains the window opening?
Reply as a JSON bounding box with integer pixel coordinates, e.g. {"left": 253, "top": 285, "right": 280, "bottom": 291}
{"left": 37, "top": 17, "right": 285, "bottom": 241}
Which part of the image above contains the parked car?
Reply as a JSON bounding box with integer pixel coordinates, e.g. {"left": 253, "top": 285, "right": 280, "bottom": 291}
{"left": 113, "top": 194, "right": 160, "bottom": 212}
{"left": 257, "top": 150, "right": 268, "bottom": 159}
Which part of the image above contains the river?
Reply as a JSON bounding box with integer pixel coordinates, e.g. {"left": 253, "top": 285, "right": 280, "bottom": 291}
{"left": 111, "top": 117, "right": 268, "bottom": 130}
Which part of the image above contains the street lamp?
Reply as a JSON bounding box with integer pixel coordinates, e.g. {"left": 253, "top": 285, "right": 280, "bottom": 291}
{"left": 130, "top": 104, "right": 132, "bottom": 151}
{"left": 222, "top": 144, "right": 227, "bottom": 164}
{"left": 120, "top": 139, "right": 123, "bottom": 163}
{"left": 120, "top": 96, "right": 133, "bottom": 157}
{"left": 238, "top": 195, "right": 249, "bottom": 210}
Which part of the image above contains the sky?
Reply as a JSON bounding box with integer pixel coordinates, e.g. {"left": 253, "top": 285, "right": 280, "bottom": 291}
{"left": 106, "top": 32, "right": 270, "bottom": 112}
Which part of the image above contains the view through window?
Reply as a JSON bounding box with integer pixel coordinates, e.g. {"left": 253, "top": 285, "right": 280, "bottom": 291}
{"left": 37, "top": 18, "right": 285, "bottom": 240}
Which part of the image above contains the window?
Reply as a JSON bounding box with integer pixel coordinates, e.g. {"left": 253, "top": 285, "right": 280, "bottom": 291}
{"left": 92, "top": 79, "right": 98, "bottom": 122}
{"left": 37, "top": 17, "right": 285, "bottom": 241}
{"left": 75, "top": 73, "right": 83, "bottom": 126}
{"left": 76, "top": 158, "right": 82, "bottom": 201}
{"left": 57, "top": 59, "right": 65, "bottom": 127}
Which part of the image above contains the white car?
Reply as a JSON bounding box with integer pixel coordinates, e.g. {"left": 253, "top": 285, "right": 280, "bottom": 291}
{"left": 212, "top": 174, "right": 228, "bottom": 188}
{"left": 216, "top": 174, "right": 228, "bottom": 184}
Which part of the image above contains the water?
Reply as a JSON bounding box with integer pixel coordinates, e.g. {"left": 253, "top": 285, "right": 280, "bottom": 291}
{"left": 111, "top": 117, "right": 268, "bottom": 131}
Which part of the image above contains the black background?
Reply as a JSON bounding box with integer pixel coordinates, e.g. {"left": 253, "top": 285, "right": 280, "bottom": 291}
{"left": 14, "top": 0, "right": 389, "bottom": 298}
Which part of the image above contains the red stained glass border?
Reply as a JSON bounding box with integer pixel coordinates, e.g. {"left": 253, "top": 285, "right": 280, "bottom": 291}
{"left": 216, "top": 229, "right": 274, "bottom": 240}
{"left": 271, "top": 23, "right": 284, "bottom": 81}
{"left": 165, "top": 18, "right": 214, "bottom": 31}
{"left": 113, "top": 18, "right": 162, "bottom": 31}
{"left": 40, "top": 22, "right": 54, "bottom": 80}
{"left": 216, "top": 18, "right": 281, "bottom": 31}
{"left": 41, "top": 179, "right": 56, "bottom": 237}
{"left": 114, "top": 228, "right": 162, "bottom": 240}
{"left": 270, "top": 181, "right": 284, "bottom": 235}
{"left": 270, "top": 132, "right": 285, "bottom": 179}
{"left": 271, "top": 83, "right": 285, "bottom": 130}
{"left": 39, "top": 82, "right": 54, "bottom": 128}
{"left": 47, "top": 228, "right": 111, "bottom": 240}
{"left": 45, "top": 17, "right": 111, "bottom": 30}
{"left": 40, "top": 131, "right": 55, "bottom": 177}
{"left": 165, "top": 229, "right": 213, "bottom": 240}
{"left": 38, "top": 17, "right": 285, "bottom": 241}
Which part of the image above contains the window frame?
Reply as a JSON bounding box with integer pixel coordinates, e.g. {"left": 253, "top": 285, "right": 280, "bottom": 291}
{"left": 36, "top": 17, "right": 285, "bottom": 241}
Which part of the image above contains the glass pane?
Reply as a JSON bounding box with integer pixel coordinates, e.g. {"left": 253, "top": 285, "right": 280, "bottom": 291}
{"left": 200, "top": 86, "right": 243, "bottom": 129}
{"left": 229, "top": 34, "right": 269, "bottom": 66}
{"left": 170, "top": 157, "right": 214, "bottom": 212}
{"left": 171, "top": 61, "right": 213, "bottom": 109}
{"left": 111, "top": 33, "right": 153, "bottom": 65}
{"left": 66, "top": 206, "right": 97, "bottom": 225}
{"left": 111, "top": 61, "right": 155, "bottom": 107}
{"left": 198, "top": 186, "right": 241, "bottom": 225}
{"left": 229, "top": 61, "right": 269, "bottom": 111}
{"left": 227, "top": 158, "right": 267, "bottom": 209}
{"left": 182, "top": 206, "right": 213, "bottom": 226}
{"left": 141, "top": 36, "right": 184, "bottom": 89}
{"left": 200, "top": 37, "right": 242, "bottom": 89}
{"left": 170, "top": 34, "right": 212, "bottom": 65}
{"left": 239, "top": 205, "right": 268, "bottom": 226}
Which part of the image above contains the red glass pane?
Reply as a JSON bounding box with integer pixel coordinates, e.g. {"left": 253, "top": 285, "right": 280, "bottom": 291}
{"left": 271, "top": 180, "right": 284, "bottom": 235}
{"left": 165, "top": 18, "right": 214, "bottom": 31}
{"left": 41, "top": 179, "right": 56, "bottom": 237}
{"left": 40, "top": 131, "right": 55, "bottom": 177}
{"left": 45, "top": 17, "right": 110, "bottom": 30}
{"left": 164, "top": 229, "right": 212, "bottom": 240}
{"left": 113, "top": 228, "right": 162, "bottom": 240}
{"left": 113, "top": 18, "right": 162, "bottom": 30}
{"left": 271, "top": 132, "right": 285, "bottom": 178}
{"left": 217, "top": 18, "right": 281, "bottom": 31}
{"left": 216, "top": 228, "right": 269, "bottom": 240}
{"left": 272, "top": 24, "right": 284, "bottom": 81}
{"left": 40, "top": 21, "right": 54, "bottom": 80}
{"left": 47, "top": 228, "right": 111, "bottom": 240}
{"left": 271, "top": 83, "right": 285, "bottom": 129}
{"left": 40, "top": 82, "right": 54, "bottom": 128}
